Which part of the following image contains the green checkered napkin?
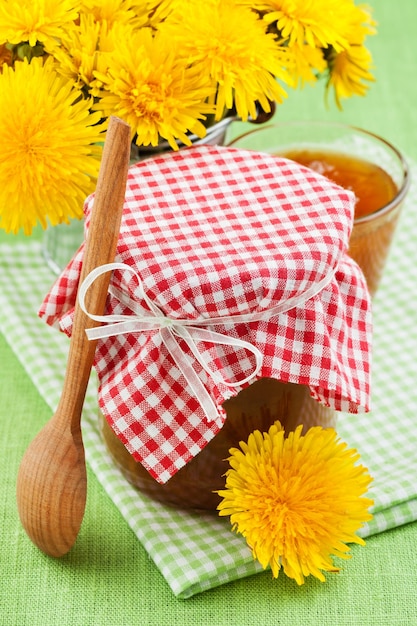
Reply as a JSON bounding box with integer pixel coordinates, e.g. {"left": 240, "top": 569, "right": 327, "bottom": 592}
{"left": 1, "top": 164, "right": 417, "bottom": 598}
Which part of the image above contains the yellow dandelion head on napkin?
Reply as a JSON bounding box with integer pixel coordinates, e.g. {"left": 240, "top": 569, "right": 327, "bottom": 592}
{"left": 217, "top": 421, "right": 373, "bottom": 585}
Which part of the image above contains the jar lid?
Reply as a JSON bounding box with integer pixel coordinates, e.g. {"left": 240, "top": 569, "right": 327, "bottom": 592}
{"left": 39, "top": 145, "right": 372, "bottom": 483}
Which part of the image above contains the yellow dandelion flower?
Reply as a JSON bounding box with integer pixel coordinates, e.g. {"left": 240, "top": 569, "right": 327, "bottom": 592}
{"left": 334, "top": 1, "right": 377, "bottom": 45}
{"left": 323, "top": 2, "right": 375, "bottom": 108}
{"left": 217, "top": 421, "right": 373, "bottom": 585}
{"left": 0, "top": 58, "right": 105, "bottom": 235}
{"left": 48, "top": 13, "right": 102, "bottom": 90}
{"left": 0, "top": 0, "right": 78, "bottom": 48}
{"left": 326, "top": 44, "right": 375, "bottom": 108}
{"left": 78, "top": 0, "right": 146, "bottom": 30}
{"left": 161, "top": 0, "right": 289, "bottom": 122}
{"left": 88, "top": 21, "right": 131, "bottom": 96}
{"left": 242, "top": 0, "right": 351, "bottom": 51}
{"left": 286, "top": 42, "right": 327, "bottom": 87}
{"left": 93, "top": 27, "right": 215, "bottom": 150}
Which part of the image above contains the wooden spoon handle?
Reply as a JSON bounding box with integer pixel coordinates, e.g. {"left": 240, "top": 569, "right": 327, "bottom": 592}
{"left": 56, "top": 116, "right": 131, "bottom": 428}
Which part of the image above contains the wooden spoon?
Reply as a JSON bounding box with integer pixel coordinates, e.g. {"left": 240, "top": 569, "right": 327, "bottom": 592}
{"left": 16, "top": 116, "right": 131, "bottom": 557}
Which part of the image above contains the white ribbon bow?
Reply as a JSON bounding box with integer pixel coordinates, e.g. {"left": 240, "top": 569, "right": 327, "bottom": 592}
{"left": 78, "top": 261, "right": 337, "bottom": 424}
{"left": 78, "top": 262, "right": 264, "bottom": 423}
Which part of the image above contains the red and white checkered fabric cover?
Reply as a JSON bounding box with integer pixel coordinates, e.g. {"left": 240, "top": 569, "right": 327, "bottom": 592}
{"left": 39, "top": 145, "right": 372, "bottom": 484}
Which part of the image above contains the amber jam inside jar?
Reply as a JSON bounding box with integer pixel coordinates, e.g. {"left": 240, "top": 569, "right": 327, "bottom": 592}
{"left": 229, "top": 122, "right": 410, "bottom": 296}
{"left": 101, "top": 378, "right": 336, "bottom": 511}
{"left": 281, "top": 149, "right": 398, "bottom": 220}
{"left": 280, "top": 148, "right": 403, "bottom": 296}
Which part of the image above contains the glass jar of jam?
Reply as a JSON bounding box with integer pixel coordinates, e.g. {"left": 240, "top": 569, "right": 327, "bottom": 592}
{"left": 40, "top": 142, "right": 372, "bottom": 513}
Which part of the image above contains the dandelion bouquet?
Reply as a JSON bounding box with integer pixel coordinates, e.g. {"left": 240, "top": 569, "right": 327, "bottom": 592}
{"left": 0, "top": 0, "right": 376, "bottom": 235}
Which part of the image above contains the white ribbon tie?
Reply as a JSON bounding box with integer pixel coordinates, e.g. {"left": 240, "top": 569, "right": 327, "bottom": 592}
{"left": 78, "top": 263, "right": 264, "bottom": 423}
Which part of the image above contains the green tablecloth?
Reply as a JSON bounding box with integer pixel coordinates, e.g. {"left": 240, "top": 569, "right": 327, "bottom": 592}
{"left": 2, "top": 0, "right": 417, "bottom": 623}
